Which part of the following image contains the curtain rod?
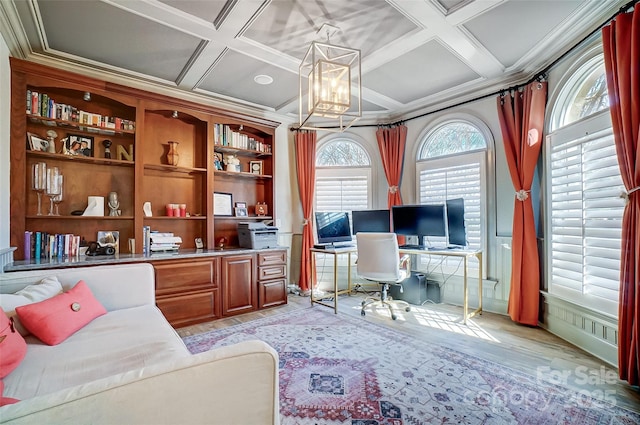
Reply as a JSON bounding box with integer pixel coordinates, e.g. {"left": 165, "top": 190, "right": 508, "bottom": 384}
{"left": 291, "top": 0, "right": 637, "bottom": 132}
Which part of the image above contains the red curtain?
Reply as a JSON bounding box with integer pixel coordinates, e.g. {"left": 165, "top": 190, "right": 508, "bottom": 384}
{"left": 376, "top": 125, "right": 407, "bottom": 209}
{"left": 497, "top": 82, "right": 547, "bottom": 326}
{"left": 294, "top": 130, "right": 317, "bottom": 292}
{"left": 602, "top": 7, "right": 640, "bottom": 385}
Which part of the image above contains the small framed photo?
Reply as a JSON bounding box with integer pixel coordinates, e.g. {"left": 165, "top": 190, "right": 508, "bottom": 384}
{"left": 66, "top": 134, "right": 94, "bottom": 157}
{"left": 235, "top": 202, "right": 247, "bottom": 208}
{"left": 234, "top": 207, "right": 248, "bottom": 217}
{"left": 249, "top": 160, "right": 263, "bottom": 175}
{"left": 214, "top": 192, "right": 233, "bottom": 216}
{"left": 213, "top": 152, "right": 224, "bottom": 170}
{"left": 27, "top": 132, "right": 48, "bottom": 151}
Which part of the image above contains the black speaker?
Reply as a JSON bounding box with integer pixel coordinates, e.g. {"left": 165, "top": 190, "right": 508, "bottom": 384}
{"left": 389, "top": 272, "right": 441, "bottom": 305}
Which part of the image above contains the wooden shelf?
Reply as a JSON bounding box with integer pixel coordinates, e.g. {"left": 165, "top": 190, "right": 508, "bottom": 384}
{"left": 27, "top": 150, "right": 134, "bottom": 167}
{"left": 214, "top": 216, "right": 272, "bottom": 220}
{"left": 26, "top": 215, "right": 134, "bottom": 220}
{"left": 214, "top": 170, "right": 272, "bottom": 179}
{"left": 144, "top": 164, "right": 207, "bottom": 174}
{"left": 144, "top": 216, "right": 207, "bottom": 220}
{"left": 28, "top": 115, "right": 135, "bottom": 136}
{"left": 214, "top": 145, "right": 272, "bottom": 158}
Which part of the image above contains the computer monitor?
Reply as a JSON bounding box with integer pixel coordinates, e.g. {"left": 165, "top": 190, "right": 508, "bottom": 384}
{"left": 315, "top": 212, "right": 352, "bottom": 245}
{"left": 446, "top": 198, "right": 467, "bottom": 247}
{"left": 391, "top": 204, "right": 447, "bottom": 244}
{"left": 352, "top": 209, "right": 391, "bottom": 234}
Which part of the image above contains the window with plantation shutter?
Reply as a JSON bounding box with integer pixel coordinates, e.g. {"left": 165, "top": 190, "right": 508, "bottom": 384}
{"left": 416, "top": 119, "right": 488, "bottom": 276}
{"left": 315, "top": 138, "right": 372, "bottom": 219}
{"left": 546, "top": 52, "right": 623, "bottom": 317}
{"left": 546, "top": 111, "right": 623, "bottom": 317}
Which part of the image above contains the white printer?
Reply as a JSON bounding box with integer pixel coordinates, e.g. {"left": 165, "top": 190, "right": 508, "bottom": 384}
{"left": 237, "top": 222, "right": 279, "bottom": 249}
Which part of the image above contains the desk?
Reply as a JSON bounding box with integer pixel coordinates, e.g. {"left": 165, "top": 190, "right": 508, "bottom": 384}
{"left": 399, "top": 247, "right": 483, "bottom": 324}
{"left": 310, "top": 247, "right": 356, "bottom": 313}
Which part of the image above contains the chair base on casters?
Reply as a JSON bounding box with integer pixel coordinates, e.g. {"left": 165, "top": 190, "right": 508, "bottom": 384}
{"left": 361, "top": 283, "right": 411, "bottom": 320}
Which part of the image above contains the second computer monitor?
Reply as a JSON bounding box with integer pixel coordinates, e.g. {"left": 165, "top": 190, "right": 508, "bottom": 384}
{"left": 352, "top": 209, "right": 391, "bottom": 234}
{"left": 446, "top": 198, "right": 467, "bottom": 247}
{"left": 392, "top": 204, "right": 447, "bottom": 242}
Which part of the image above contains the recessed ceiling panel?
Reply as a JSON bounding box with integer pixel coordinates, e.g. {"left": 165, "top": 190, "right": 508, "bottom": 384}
{"left": 435, "top": 0, "right": 472, "bottom": 14}
{"left": 199, "top": 50, "right": 298, "bottom": 109}
{"left": 464, "top": 0, "right": 583, "bottom": 67}
{"left": 158, "top": 0, "right": 227, "bottom": 25}
{"left": 364, "top": 40, "right": 479, "bottom": 104}
{"left": 244, "top": 0, "right": 418, "bottom": 60}
{"left": 37, "top": 0, "right": 203, "bottom": 83}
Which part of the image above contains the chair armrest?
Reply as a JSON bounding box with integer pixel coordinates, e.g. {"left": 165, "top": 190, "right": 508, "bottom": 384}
{"left": 400, "top": 254, "right": 411, "bottom": 275}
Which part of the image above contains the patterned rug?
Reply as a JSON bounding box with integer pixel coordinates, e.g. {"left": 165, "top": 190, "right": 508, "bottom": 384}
{"left": 183, "top": 307, "right": 639, "bottom": 425}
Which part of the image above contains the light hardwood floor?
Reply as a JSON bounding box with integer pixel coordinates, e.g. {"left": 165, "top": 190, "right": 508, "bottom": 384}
{"left": 176, "top": 290, "right": 640, "bottom": 414}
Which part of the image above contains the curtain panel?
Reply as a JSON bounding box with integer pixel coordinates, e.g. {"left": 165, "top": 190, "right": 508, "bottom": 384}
{"left": 294, "top": 130, "right": 317, "bottom": 292}
{"left": 375, "top": 125, "right": 407, "bottom": 208}
{"left": 602, "top": 6, "right": 640, "bottom": 385}
{"left": 497, "top": 82, "right": 547, "bottom": 326}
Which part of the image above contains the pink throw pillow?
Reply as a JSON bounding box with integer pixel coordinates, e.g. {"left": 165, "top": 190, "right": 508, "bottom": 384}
{"left": 16, "top": 280, "right": 107, "bottom": 346}
{"left": 0, "top": 308, "right": 27, "bottom": 378}
{"left": 0, "top": 380, "right": 20, "bottom": 406}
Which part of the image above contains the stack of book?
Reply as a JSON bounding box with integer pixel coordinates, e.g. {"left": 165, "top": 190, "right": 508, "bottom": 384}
{"left": 24, "top": 231, "right": 82, "bottom": 260}
{"left": 149, "top": 232, "right": 182, "bottom": 252}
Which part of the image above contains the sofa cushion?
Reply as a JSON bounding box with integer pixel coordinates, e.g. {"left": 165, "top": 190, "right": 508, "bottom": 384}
{"left": 0, "top": 276, "right": 63, "bottom": 336}
{"left": 15, "top": 281, "right": 107, "bottom": 345}
{"left": 0, "top": 308, "right": 27, "bottom": 379}
{"left": 2, "top": 304, "right": 191, "bottom": 400}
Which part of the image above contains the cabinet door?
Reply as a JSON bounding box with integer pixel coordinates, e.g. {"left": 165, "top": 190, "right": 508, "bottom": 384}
{"left": 156, "top": 289, "right": 220, "bottom": 327}
{"left": 221, "top": 254, "right": 256, "bottom": 316}
{"left": 258, "top": 278, "right": 287, "bottom": 309}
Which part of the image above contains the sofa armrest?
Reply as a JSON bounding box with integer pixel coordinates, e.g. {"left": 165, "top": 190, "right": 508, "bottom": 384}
{"left": 0, "top": 340, "right": 280, "bottom": 425}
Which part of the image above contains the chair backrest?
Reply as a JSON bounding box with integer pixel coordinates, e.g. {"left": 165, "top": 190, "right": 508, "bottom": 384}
{"left": 356, "top": 232, "right": 403, "bottom": 283}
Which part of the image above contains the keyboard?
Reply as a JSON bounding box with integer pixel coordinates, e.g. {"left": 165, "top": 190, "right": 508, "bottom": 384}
{"left": 399, "top": 244, "right": 427, "bottom": 250}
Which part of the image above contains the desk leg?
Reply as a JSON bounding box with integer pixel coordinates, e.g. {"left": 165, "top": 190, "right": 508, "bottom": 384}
{"left": 347, "top": 252, "right": 352, "bottom": 296}
{"left": 333, "top": 253, "right": 339, "bottom": 314}
{"left": 310, "top": 251, "right": 316, "bottom": 307}
{"left": 463, "top": 256, "right": 468, "bottom": 325}
{"left": 478, "top": 252, "right": 483, "bottom": 315}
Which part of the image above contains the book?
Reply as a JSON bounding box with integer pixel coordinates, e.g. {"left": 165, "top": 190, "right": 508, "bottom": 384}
{"left": 24, "top": 231, "right": 32, "bottom": 260}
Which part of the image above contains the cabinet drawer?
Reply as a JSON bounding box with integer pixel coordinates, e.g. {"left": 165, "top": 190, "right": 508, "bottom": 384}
{"left": 258, "top": 278, "right": 287, "bottom": 309}
{"left": 157, "top": 289, "right": 219, "bottom": 326}
{"left": 258, "top": 251, "right": 286, "bottom": 266}
{"left": 154, "top": 260, "right": 216, "bottom": 294}
{"left": 258, "top": 264, "right": 286, "bottom": 281}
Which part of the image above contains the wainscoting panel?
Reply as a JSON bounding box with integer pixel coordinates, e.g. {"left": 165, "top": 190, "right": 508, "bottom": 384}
{"left": 0, "top": 247, "right": 15, "bottom": 273}
{"left": 541, "top": 292, "right": 618, "bottom": 367}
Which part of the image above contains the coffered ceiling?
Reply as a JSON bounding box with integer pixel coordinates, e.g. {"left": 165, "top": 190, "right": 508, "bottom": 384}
{"left": 0, "top": 0, "right": 627, "bottom": 125}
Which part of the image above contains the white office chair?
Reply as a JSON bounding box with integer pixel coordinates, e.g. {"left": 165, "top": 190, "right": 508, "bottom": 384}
{"left": 355, "top": 232, "right": 412, "bottom": 320}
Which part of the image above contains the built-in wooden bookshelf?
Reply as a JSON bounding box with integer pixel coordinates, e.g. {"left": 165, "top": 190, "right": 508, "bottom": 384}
{"left": 9, "top": 58, "right": 279, "bottom": 260}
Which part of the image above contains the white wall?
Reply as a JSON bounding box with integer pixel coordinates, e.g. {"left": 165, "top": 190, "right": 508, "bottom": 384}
{"left": 0, "top": 34, "right": 10, "bottom": 249}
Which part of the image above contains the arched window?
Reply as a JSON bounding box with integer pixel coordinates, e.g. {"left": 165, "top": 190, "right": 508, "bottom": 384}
{"left": 315, "top": 138, "right": 372, "bottom": 213}
{"left": 546, "top": 53, "right": 623, "bottom": 317}
{"left": 416, "top": 119, "right": 488, "bottom": 256}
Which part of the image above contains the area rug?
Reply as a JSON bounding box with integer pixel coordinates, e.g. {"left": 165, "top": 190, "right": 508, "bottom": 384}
{"left": 183, "top": 307, "right": 640, "bottom": 425}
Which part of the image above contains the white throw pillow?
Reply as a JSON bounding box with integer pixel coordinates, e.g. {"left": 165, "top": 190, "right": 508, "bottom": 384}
{"left": 0, "top": 276, "right": 63, "bottom": 336}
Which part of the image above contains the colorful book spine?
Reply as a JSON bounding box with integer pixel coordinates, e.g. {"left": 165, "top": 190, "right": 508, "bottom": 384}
{"left": 24, "top": 231, "right": 32, "bottom": 260}
{"left": 34, "top": 232, "right": 41, "bottom": 259}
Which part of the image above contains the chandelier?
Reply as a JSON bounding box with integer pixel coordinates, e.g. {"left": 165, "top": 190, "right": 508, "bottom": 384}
{"left": 299, "top": 26, "right": 361, "bottom": 132}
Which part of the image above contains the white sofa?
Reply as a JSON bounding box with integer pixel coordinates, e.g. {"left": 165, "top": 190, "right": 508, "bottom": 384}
{"left": 0, "top": 263, "right": 280, "bottom": 424}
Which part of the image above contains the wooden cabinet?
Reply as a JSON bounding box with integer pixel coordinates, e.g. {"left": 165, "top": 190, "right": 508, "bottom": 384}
{"left": 220, "top": 253, "right": 257, "bottom": 316}
{"left": 257, "top": 250, "right": 288, "bottom": 309}
{"left": 9, "top": 58, "right": 279, "bottom": 259}
{"left": 154, "top": 258, "right": 220, "bottom": 327}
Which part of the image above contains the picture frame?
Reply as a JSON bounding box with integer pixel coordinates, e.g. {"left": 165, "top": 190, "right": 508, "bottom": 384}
{"left": 213, "top": 152, "right": 224, "bottom": 170}
{"left": 249, "top": 160, "right": 263, "bottom": 175}
{"left": 27, "top": 132, "right": 48, "bottom": 151}
{"left": 234, "top": 207, "right": 248, "bottom": 217}
{"left": 213, "top": 192, "right": 233, "bottom": 216}
{"left": 66, "top": 134, "right": 94, "bottom": 157}
{"left": 235, "top": 202, "right": 247, "bottom": 208}
{"left": 97, "top": 230, "right": 120, "bottom": 254}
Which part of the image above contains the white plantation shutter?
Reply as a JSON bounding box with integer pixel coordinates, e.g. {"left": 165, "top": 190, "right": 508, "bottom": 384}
{"left": 547, "top": 111, "right": 623, "bottom": 316}
{"left": 315, "top": 170, "right": 370, "bottom": 212}
{"left": 416, "top": 149, "right": 486, "bottom": 276}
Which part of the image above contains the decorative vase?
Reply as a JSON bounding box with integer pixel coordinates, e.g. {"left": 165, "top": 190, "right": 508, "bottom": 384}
{"left": 166, "top": 141, "right": 179, "bottom": 166}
